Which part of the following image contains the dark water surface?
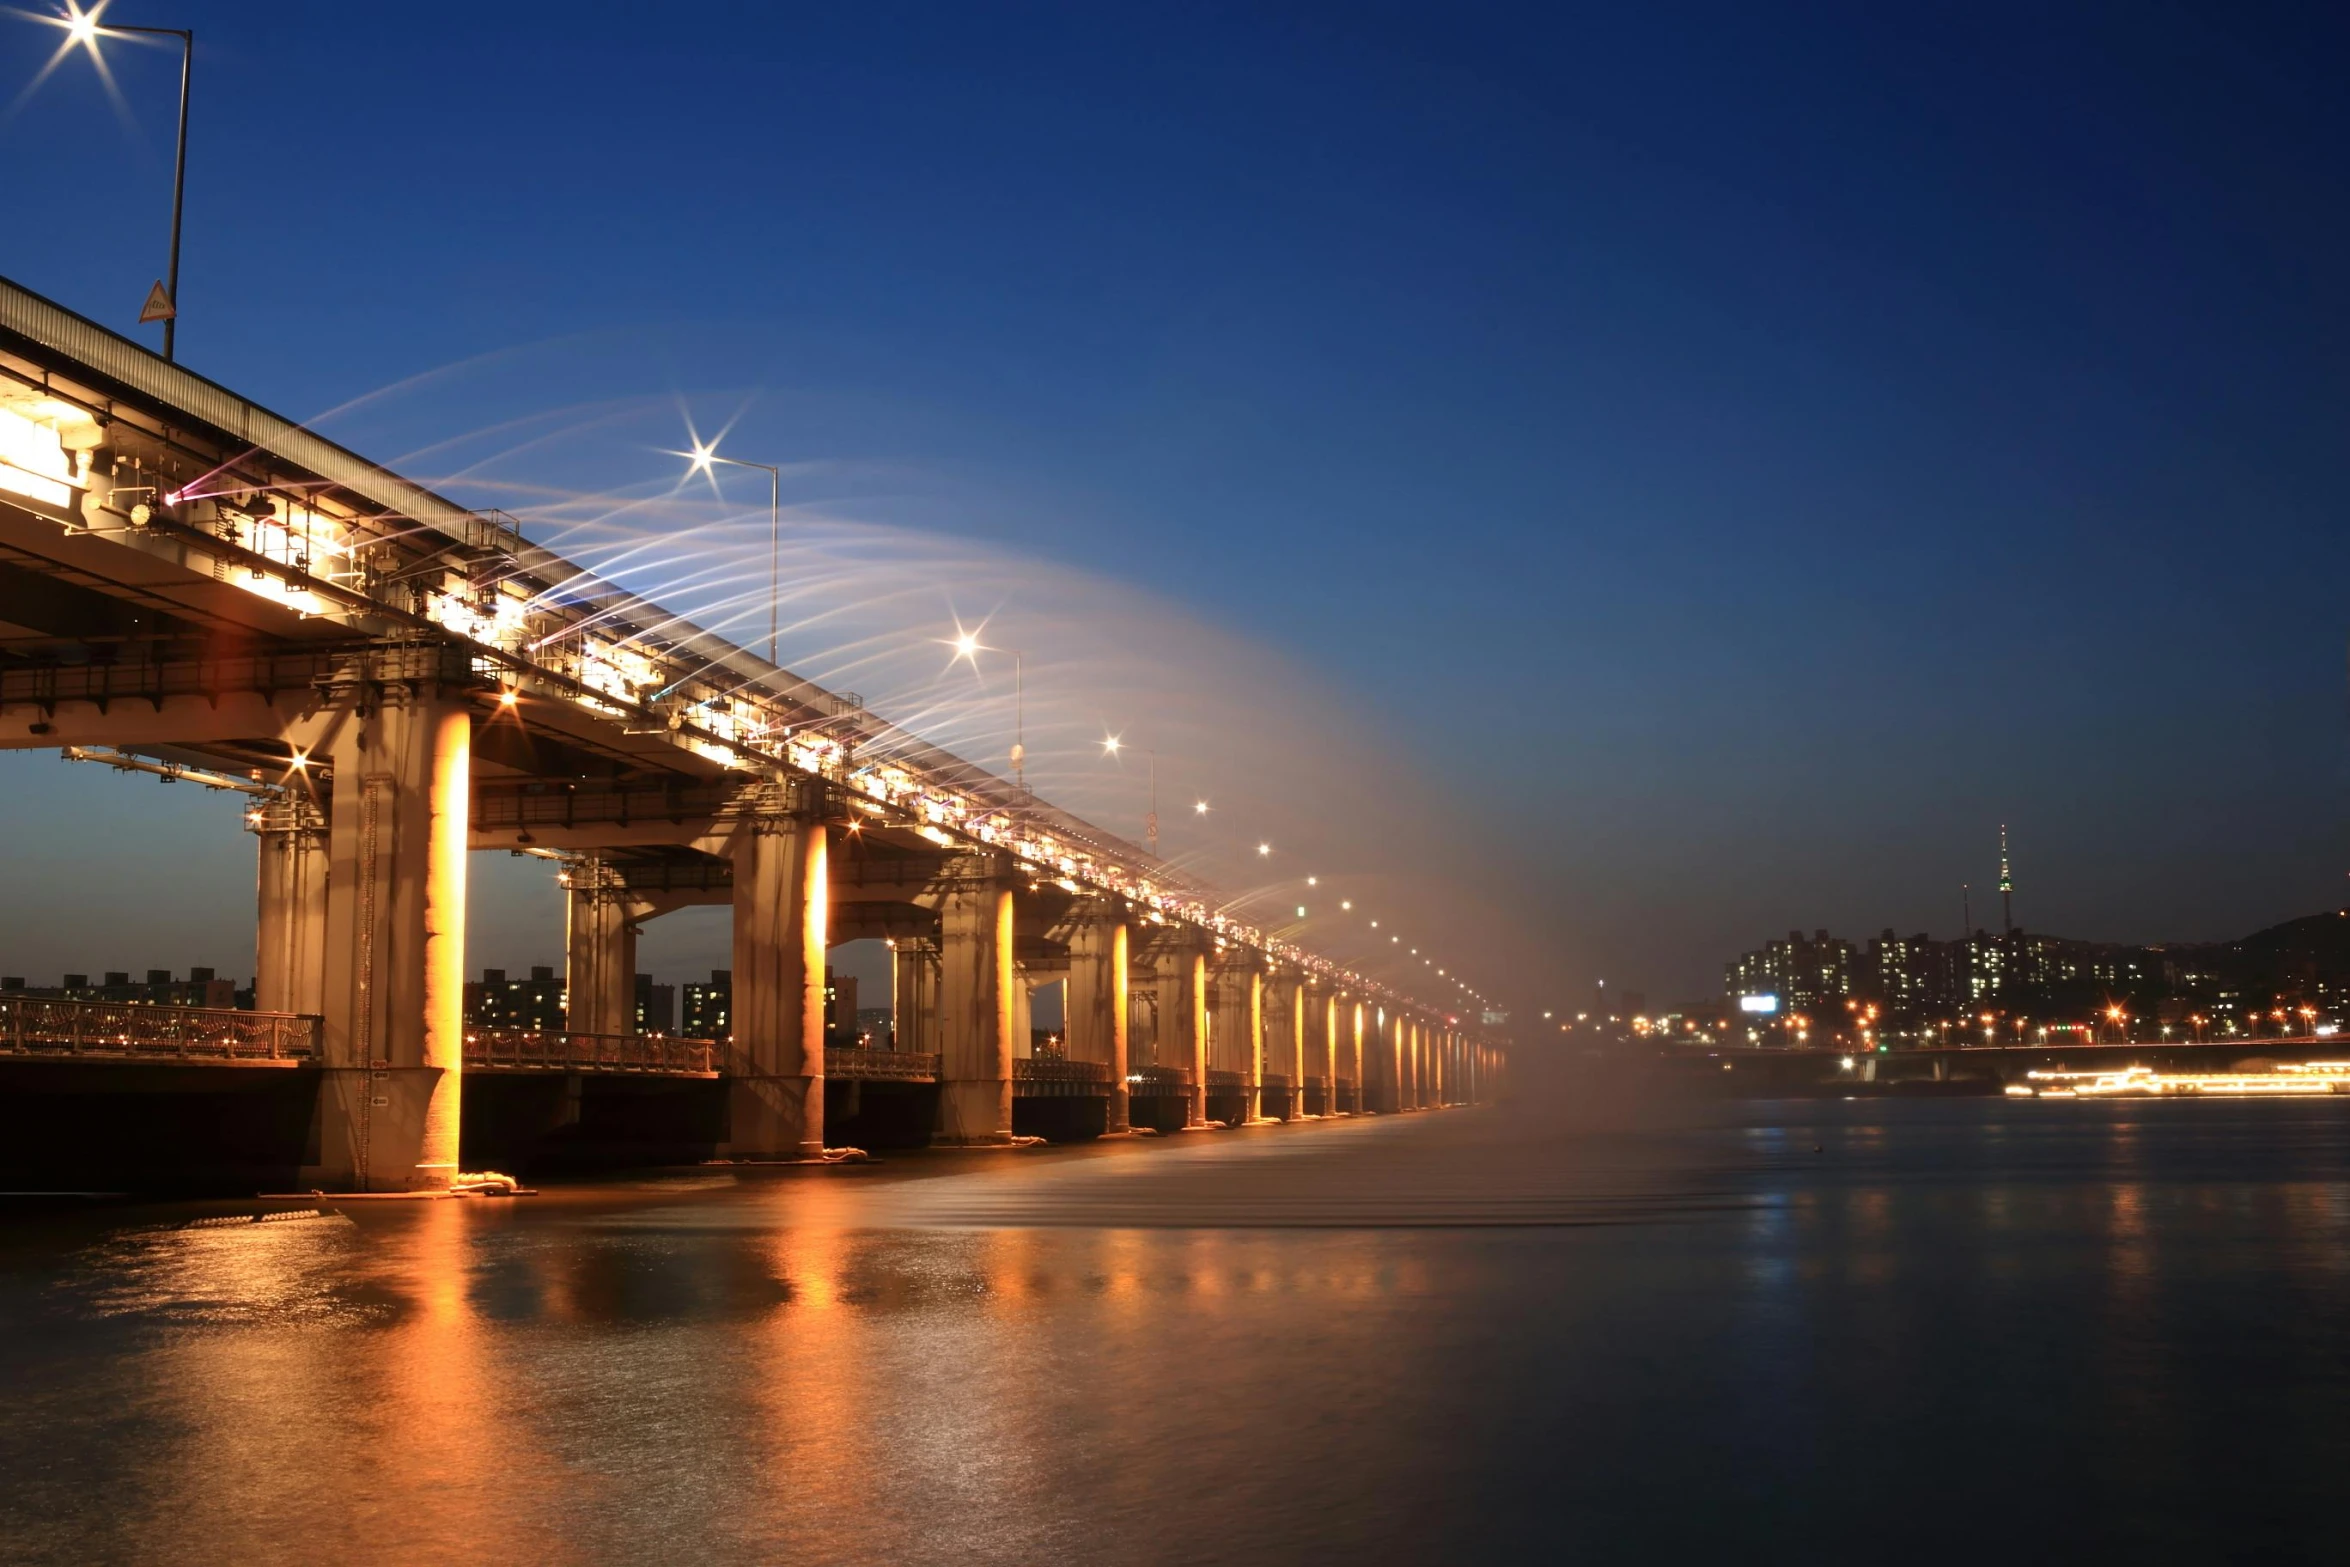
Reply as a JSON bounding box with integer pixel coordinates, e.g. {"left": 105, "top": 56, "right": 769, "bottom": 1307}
{"left": 5, "top": 1096, "right": 2349, "bottom": 1565}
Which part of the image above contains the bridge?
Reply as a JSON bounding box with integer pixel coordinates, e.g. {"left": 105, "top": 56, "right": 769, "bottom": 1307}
{"left": 0, "top": 272, "right": 1504, "bottom": 1190}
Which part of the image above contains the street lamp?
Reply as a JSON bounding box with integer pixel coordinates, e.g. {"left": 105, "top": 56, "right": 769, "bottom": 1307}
{"left": 686, "top": 441, "right": 782, "bottom": 666}
{"left": 45, "top": 5, "right": 194, "bottom": 361}
{"left": 946, "top": 630, "right": 1031, "bottom": 791}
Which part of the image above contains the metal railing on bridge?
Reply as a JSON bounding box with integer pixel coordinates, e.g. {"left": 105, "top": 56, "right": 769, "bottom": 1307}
{"left": 464, "top": 1030, "right": 716, "bottom": 1076}
{"left": 0, "top": 997, "right": 319, "bottom": 1062}
{"left": 1013, "top": 1057, "right": 1113, "bottom": 1097}
{"left": 1124, "top": 1064, "right": 1192, "bottom": 1097}
{"left": 825, "top": 1047, "right": 940, "bottom": 1083}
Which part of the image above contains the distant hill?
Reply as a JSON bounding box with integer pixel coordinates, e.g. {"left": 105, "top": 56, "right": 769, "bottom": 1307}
{"left": 2221, "top": 911, "right": 2350, "bottom": 992}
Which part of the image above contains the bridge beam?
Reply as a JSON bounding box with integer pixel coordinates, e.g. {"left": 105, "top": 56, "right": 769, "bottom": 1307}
{"left": 308, "top": 688, "right": 471, "bottom": 1191}
{"left": 1063, "top": 899, "right": 1130, "bottom": 1134}
{"left": 934, "top": 852, "right": 1015, "bottom": 1145}
{"left": 720, "top": 787, "right": 827, "bottom": 1159}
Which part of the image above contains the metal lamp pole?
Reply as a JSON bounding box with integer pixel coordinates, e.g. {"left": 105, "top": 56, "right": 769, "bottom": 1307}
{"left": 96, "top": 20, "right": 193, "bottom": 361}
{"left": 688, "top": 450, "right": 782, "bottom": 664}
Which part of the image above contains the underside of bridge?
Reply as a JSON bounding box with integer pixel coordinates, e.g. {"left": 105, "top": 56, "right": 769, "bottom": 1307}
{"left": 0, "top": 272, "right": 1502, "bottom": 1191}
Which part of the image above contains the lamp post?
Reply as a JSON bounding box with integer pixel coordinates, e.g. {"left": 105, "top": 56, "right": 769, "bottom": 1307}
{"left": 686, "top": 442, "right": 782, "bottom": 665}
{"left": 56, "top": 8, "right": 193, "bottom": 360}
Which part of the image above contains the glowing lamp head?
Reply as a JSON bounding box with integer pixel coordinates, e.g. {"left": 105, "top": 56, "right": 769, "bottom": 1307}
{"left": 67, "top": 7, "right": 101, "bottom": 45}
{"left": 498, "top": 688, "right": 519, "bottom": 708}
{"left": 1257, "top": 842, "right": 1271, "bottom": 856}
{"left": 686, "top": 441, "right": 717, "bottom": 475}
{"left": 1194, "top": 800, "right": 1209, "bottom": 814}
{"left": 1101, "top": 734, "right": 1122, "bottom": 757}
{"left": 951, "top": 629, "right": 982, "bottom": 663}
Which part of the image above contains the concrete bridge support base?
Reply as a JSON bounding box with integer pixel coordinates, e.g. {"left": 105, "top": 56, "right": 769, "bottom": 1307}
{"left": 935, "top": 854, "right": 1015, "bottom": 1145}
{"left": 1159, "top": 938, "right": 1209, "bottom": 1129}
{"left": 722, "top": 797, "right": 827, "bottom": 1159}
{"left": 565, "top": 866, "right": 639, "bottom": 1039}
{"left": 1213, "top": 954, "right": 1274, "bottom": 1125}
{"left": 303, "top": 691, "right": 471, "bottom": 1192}
{"left": 1065, "top": 902, "right": 1131, "bottom": 1135}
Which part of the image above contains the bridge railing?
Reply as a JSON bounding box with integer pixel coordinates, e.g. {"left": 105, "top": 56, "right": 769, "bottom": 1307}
{"left": 1125, "top": 1064, "right": 1192, "bottom": 1096}
{"left": 0, "top": 997, "right": 320, "bottom": 1061}
{"left": 1012, "top": 1057, "right": 1113, "bottom": 1097}
{"left": 464, "top": 1030, "right": 715, "bottom": 1075}
{"left": 826, "top": 1047, "right": 940, "bottom": 1082}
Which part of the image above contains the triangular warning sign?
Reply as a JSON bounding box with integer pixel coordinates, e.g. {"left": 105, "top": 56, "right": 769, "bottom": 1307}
{"left": 138, "top": 281, "right": 176, "bottom": 323}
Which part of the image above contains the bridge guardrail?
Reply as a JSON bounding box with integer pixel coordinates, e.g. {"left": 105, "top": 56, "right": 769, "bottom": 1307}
{"left": 1125, "top": 1064, "right": 1192, "bottom": 1095}
{"left": 465, "top": 1030, "right": 715, "bottom": 1075}
{"left": 1014, "top": 1057, "right": 1113, "bottom": 1097}
{"left": 0, "top": 997, "right": 319, "bottom": 1061}
{"left": 826, "top": 1047, "right": 940, "bottom": 1082}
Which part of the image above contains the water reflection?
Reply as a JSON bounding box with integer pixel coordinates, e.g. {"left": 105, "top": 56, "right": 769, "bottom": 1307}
{"left": 5, "top": 1100, "right": 2350, "bottom": 1564}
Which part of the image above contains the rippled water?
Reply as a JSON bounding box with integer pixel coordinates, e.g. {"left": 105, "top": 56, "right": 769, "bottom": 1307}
{"left": 4, "top": 1096, "right": 2349, "bottom": 1564}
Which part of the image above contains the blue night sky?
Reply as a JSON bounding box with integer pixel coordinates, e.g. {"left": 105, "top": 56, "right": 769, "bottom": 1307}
{"left": 4, "top": 1, "right": 2348, "bottom": 1008}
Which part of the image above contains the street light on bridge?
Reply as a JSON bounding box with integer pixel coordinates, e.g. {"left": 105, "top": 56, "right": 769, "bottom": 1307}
{"left": 946, "top": 628, "right": 1032, "bottom": 791}
{"left": 685, "top": 439, "right": 783, "bottom": 667}
{"left": 38, "top": 3, "right": 195, "bottom": 361}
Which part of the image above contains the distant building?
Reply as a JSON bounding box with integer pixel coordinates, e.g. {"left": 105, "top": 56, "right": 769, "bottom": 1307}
{"left": 1866, "top": 930, "right": 1959, "bottom": 1014}
{"left": 824, "top": 974, "right": 858, "bottom": 1047}
{"left": 466, "top": 966, "right": 566, "bottom": 1031}
{"left": 1726, "top": 930, "right": 1858, "bottom": 1016}
{"left": 634, "top": 973, "right": 676, "bottom": 1035}
{"left": 682, "top": 970, "right": 732, "bottom": 1039}
{"left": 855, "top": 1006, "right": 895, "bottom": 1049}
{"left": 1, "top": 968, "right": 237, "bottom": 1007}
{"left": 1721, "top": 910, "right": 2350, "bottom": 1044}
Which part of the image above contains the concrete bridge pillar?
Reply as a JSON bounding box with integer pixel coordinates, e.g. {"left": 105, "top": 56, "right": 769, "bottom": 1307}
{"left": 1322, "top": 990, "right": 1341, "bottom": 1113}
{"left": 1297, "top": 982, "right": 1316, "bottom": 1113}
{"left": 1156, "top": 932, "right": 1209, "bottom": 1129}
{"left": 892, "top": 936, "right": 939, "bottom": 1054}
{"left": 564, "top": 860, "right": 638, "bottom": 1038}
{"left": 723, "top": 790, "right": 828, "bottom": 1159}
{"left": 1212, "top": 950, "right": 1267, "bottom": 1123}
{"left": 935, "top": 852, "right": 1015, "bottom": 1145}
{"left": 252, "top": 795, "right": 328, "bottom": 1018}
{"left": 1065, "top": 900, "right": 1130, "bottom": 1133}
{"left": 309, "top": 690, "right": 471, "bottom": 1191}
{"left": 1346, "top": 999, "right": 1365, "bottom": 1113}
{"left": 1300, "top": 983, "right": 1328, "bottom": 1114}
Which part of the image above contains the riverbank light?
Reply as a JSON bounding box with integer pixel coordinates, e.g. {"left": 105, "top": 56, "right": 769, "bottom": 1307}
{"left": 1101, "top": 734, "right": 1122, "bottom": 756}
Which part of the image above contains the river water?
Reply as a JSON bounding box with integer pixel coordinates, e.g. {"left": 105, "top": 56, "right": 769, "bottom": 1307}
{"left": 4, "top": 1092, "right": 2348, "bottom": 1565}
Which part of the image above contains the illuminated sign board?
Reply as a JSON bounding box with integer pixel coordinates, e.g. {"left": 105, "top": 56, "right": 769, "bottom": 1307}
{"left": 1738, "top": 993, "right": 1780, "bottom": 1015}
